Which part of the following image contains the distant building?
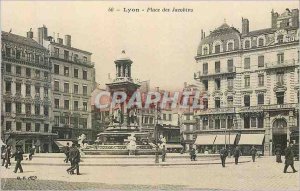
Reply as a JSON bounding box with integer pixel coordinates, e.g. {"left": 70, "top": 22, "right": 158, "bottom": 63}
{"left": 194, "top": 8, "right": 299, "bottom": 155}
{"left": 1, "top": 30, "right": 56, "bottom": 152}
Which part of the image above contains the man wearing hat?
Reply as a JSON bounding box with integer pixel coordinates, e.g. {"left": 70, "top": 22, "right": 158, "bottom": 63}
{"left": 284, "top": 142, "right": 297, "bottom": 173}
{"left": 11, "top": 145, "right": 24, "bottom": 173}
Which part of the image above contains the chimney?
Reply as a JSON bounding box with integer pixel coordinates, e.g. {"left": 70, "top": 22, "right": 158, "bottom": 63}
{"left": 27, "top": 28, "right": 33, "bottom": 39}
{"left": 64, "top": 35, "right": 71, "bottom": 46}
{"left": 242, "top": 18, "right": 249, "bottom": 34}
{"left": 57, "top": 38, "right": 63, "bottom": 44}
{"left": 271, "top": 9, "right": 279, "bottom": 28}
{"left": 38, "top": 25, "right": 48, "bottom": 45}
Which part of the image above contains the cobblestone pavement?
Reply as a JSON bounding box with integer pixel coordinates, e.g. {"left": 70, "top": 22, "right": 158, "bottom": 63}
{"left": 1, "top": 156, "right": 299, "bottom": 190}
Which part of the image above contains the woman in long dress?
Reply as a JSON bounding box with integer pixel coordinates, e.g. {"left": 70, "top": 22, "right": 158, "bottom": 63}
{"left": 274, "top": 145, "right": 282, "bottom": 163}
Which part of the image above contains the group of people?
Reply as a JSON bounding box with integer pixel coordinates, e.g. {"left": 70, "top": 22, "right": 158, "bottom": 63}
{"left": 1, "top": 144, "right": 26, "bottom": 173}
{"left": 274, "top": 142, "right": 297, "bottom": 173}
{"left": 63, "top": 142, "right": 81, "bottom": 175}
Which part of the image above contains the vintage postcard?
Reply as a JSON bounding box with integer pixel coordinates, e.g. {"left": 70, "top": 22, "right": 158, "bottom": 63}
{"left": 0, "top": 0, "right": 299, "bottom": 190}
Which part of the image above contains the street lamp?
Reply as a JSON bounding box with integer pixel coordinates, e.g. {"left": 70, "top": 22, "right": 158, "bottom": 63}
{"left": 154, "top": 101, "right": 161, "bottom": 164}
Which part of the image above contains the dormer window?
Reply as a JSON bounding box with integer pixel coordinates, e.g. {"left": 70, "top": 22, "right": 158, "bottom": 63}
{"left": 203, "top": 47, "right": 208, "bottom": 55}
{"left": 277, "top": 35, "right": 284, "bottom": 44}
{"left": 227, "top": 42, "right": 233, "bottom": 51}
{"left": 258, "top": 38, "right": 264, "bottom": 47}
{"left": 215, "top": 45, "right": 221, "bottom": 53}
{"left": 245, "top": 40, "right": 250, "bottom": 49}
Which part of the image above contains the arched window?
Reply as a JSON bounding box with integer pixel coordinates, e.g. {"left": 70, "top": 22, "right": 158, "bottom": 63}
{"left": 245, "top": 40, "right": 250, "bottom": 49}
{"left": 227, "top": 42, "right": 233, "bottom": 51}
{"left": 203, "top": 47, "right": 208, "bottom": 55}
{"left": 273, "top": 119, "right": 287, "bottom": 129}
{"left": 258, "top": 38, "right": 264, "bottom": 47}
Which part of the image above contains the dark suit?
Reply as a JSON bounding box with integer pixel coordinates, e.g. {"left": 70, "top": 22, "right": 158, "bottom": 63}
{"left": 274, "top": 147, "right": 282, "bottom": 163}
{"left": 220, "top": 148, "right": 228, "bottom": 167}
{"left": 250, "top": 147, "right": 257, "bottom": 162}
{"left": 190, "top": 149, "right": 196, "bottom": 161}
{"left": 161, "top": 147, "right": 166, "bottom": 162}
{"left": 64, "top": 146, "right": 70, "bottom": 163}
{"left": 284, "top": 145, "right": 297, "bottom": 173}
{"left": 5, "top": 147, "right": 11, "bottom": 168}
{"left": 233, "top": 147, "right": 241, "bottom": 165}
{"left": 11, "top": 148, "right": 24, "bottom": 173}
{"left": 68, "top": 147, "right": 80, "bottom": 175}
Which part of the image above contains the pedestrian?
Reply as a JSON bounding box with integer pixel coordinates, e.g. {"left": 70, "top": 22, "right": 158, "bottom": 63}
{"left": 161, "top": 145, "right": 166, "bottom": 162}
{"left": 190, "top": 148, "right": 196, "bottom": 161}
{"left": 29, "top": 146, "right": 35, "bottom": 160}
{"left": 250, "top": 145, "right": 257, "bottom": 162}
{"left": 274, "top": 145, "right": 282, "bottom": 163}
{"left": 1, "top": 145, "right": 7, "bottom": 166}
{"left": 67, "top": 143, "right": 81, "bottom": 175}
{"left": 283, "top": 142, "right": 297, "bottom": 173}
{"left": 11, "top": 145, "right": 24, "bottom": 173}
{"left": 219, "top": 147, "right": 228, "bottom": 167}
{"left": 5, "top": 145, "right": 11, "bottom": 168}
{"left": 67, "top": 143, "right": 76, "bottom": 174}
{"left": 64, "top": 142, "right": 70, "bottom": 163}
{"left": 233, "top": 146, "right": 241, "bottom": 165}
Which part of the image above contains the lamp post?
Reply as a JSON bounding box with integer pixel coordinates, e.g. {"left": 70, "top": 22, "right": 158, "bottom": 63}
{"left": 154, "top": 100, "right": 161, "bottom": 164}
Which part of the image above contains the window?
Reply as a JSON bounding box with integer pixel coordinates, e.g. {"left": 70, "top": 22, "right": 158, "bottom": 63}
{"left": 64, "top": 100, "right": 69, "bottom": 109}
{"left": 244, "top": 57, "right": 250, "bottom": 69}
{"left": 83, "top": 70, "right": 87, "bottom": 80}
{"left": 221, "top": 118, "right": 226, "bottom": 129}
{"left": 276, "top": 92, "right": 284, "bottom": 105}
{"left": 54, "top": 47, "right": 59, "bottom": 57}
{"left": 35, "top": 123, "right": 40, "bottom": 132}
{"left": 16, "top": 50, "right": 21, "bottom": 59}
{"left": 54, "top": 81, "right": 59, "bottom": 91}
{"left": 44, "top": 72, "right": 48, "bottom": 79}
{"left": 227, "top": 96, "right": 233, "bottom": 107}
{"left": 215, "top": 119, "right": 220, "bottom": 129}
{"left": 6, "top": 121, "right": 11, "bottom": 131}
{"left": 227, "top": 117, "right": 233, "bottom": 129}
{"left": 74, "top": 68, "right": 79, "bottom": 78}
{"left": 16, "top": 122, "right": 22, "bottom": 131}
{"left": 64, "top": 82, "right": 69, "bottom": 93}
{"left": 74, "top": 54, "right": 79, "bottom": 62}
{"left": 5, "top": 47, "right": 11, "bottom": 57}
{"left": 227, "top": 42, "right": 233, "bottom": 51}
{"left": 258, "top": 117, "right": 264, "bottom": 128}
{"left": 26, "top": 103, "right": 31, "bottom": 115}
{"left": 244, "top": 95, "right": 250, "bottom": 106}
{"left": 16, "top": 102, "right": 22, "bottom": 114}
{"left": 54, "top": 64, "right": 59, "bottom": 74}
{"left": 209, "top": 119, "right": 214, "bottom": 129}
{"left": 5, "top": 81, "right": 11, "bottom": 93}
{"left": 169, "top": 114, "right": 172, "bottom": 121}
{"left": 44, "top": 124, "right": 49, "bottom": 132}
{"left": 44, "top": 106, "right": 49, "bottom": 116}
{"left": 83, "top": 85, "right": 87, "bottom": 95}
{"left": 35, "top": 55, "right": 40, "bottom": 63}
{"left": 215, "top": 45, "right": 221, "bottom": 53}
{"left": 16, "top": 83, "right": 21, "bottom": 94}
{"left": 44, "top": 87, "right": 48, "bottom": 97}
{"left": 6, "top": 63, "right": 11, "bottom": 73}
{"left": 277, "top": 35, "right": 284, "bottom": 44}
{"left": 74, "top": 84, "right": 79, "bottom": 94}
{"left": 276, "top": 72, "right": 284, "bottom": 85}
{"left": 16, "top": 66, "right": 21, "bottom": 75}
{"left": 203, "top": 47, "right": 208, "bottom": 55}
{"left": 83, "top": 102, "right": 87, "bottom": 111}
{"left": 35, "top": 70, "right": 40, "bottom": 78}
{"left": 26, "top": 123, "right": 31, "bottom": 131}
{"left": 64, "top": 50, "right": 69, "bottom": 60}
{"left": 203, "top": 80, "right": 208, "bottom": 91}
{"left": 258, "top": 74, "right": 264, "bottom": 86}
{"left": 35, "top": 104, "right": 40, "bottom": 115}
{"left": 277, "top": 53, "right": 284, "bottom": 64}
{"left": 258, "top": 38, "right": 264, "bottom": 46}
{"left": 83, "top": 56, "right": 87, "bottom": 62}
{"left": 258, "top": 55, "right": 264, "bottom": 67}
{"left": 26, "top": 84, "right": 31, "bottom": 96}
{"left": 54, "top": 99, "right": 59, "bottom": 109}
{"left": 74, "top": 101, "right": 79, "bottom": 111}
{"left": 244, "top": 76, "right": 250, "bottom": 87}
{"left": 26, "top": 53, "right": 33, "bottom": 61}
{"left": 227, "top": 77, "right": 233, "bottom": 89}
{"left": 5, "top": 102, "right": 11, "bottom": 113}
{"left": 215, "top": 98, "right": 220, "bottom": 108}
{"left": 215, "top": 61, "right": 220, "bottom": 73}
{"left": 245, "top": 40, "right": 250, "bottom": 49}
{"left": 203, "top": 63, "right": 208, "bottom": 75}
{"left": 251, "top": 117, "right": 257, "bottom": 128}
{"left": 215, "top": 79, "right": 221, "bottom": 90}
{"left": 258, "top": 94, "right": 264, "bottom": 105}
{"left": 244, "top": 117, "right": 250, "bottom": 129}
{"left": 54, "top": 116, "right": 60, "bottom": 126}
{"left": 35, "top": 86, "right": 40, "bottom": 97}
{"left": 227, "top": 59, "right": 234, "bottom": 72}
{"left": 203, "top": 117, "right": 208, "bottom": 130}
{"left": 64, "top": 66, "right": 69, "bottom": 76}
{"left": 203, "top": 98, "right": 208, "bottom": 109}
{"left": 26, "top": 68, "right": 31, "bottom": 77}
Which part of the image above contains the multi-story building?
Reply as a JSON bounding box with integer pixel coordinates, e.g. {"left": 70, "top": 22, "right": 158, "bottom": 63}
{"left": 37, "top": 26, "right": 96, "bottom": 144}
{"left": 194, "top": 8, "right": 299, "bottom": 155}
{"left": 1, "top": 30, "right": 56, "bottom": 152}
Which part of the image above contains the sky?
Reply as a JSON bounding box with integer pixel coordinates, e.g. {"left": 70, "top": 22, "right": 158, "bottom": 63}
{"left": 1, "top": 1, "right": 298, "bottom": 91}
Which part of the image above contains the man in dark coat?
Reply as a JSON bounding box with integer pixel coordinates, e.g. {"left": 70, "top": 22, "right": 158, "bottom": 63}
{"left": 5, "top": 145, "right": 11, "bottom": 168}
{"left": 250, "top": 146, "right": 257, "bottom": 162}
{"left": 161, "top": 145, "right": 166, "bottom": 162}
{"left": 11, "top": 145, "right": 24, "bottom": 173}
{"left": 190, "top": 148, "right": 196, "bottom": 161}
{"left": 274, "top": 145, "right": 282, "bottom": 163}
{"left": 284, "top": 142, "right": 297, "bottom": 173}
{"left": 220, "top": 147, "right": 228, "bottom": 167}
{"left": 28, "top": 146, "right": 35, "bottom": 160}
{"left": 64, "top": 142, "right": 70, "bottom": 163}
{"left": 233, "top": 146, "right": 241, "bottom": 165}
{"left": 67, "top": 143, "right": 81, "bottom": 175}
{"left": 1, "top": 145, "right": 7, "bottom": 166}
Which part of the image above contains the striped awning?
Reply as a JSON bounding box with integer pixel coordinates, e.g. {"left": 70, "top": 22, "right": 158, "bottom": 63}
{"left": 165, "top": 144, "right": 183, "bottom": 149}
{"left": 214, "top": 134, "right": 236, "bottom": 145}
{"left": 194, "top": 135, "right": 217, "bottom": 145}
{"left": 54, "top": 141, "right": 71, "bottom": 148}
{"left": 238, "top": 134, "right": 265, "bottom": 145}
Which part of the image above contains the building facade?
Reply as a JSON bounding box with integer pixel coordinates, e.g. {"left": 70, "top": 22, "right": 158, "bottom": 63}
{"left": 37, "top": 26, "right": 96, "bottom": 144}
{"left": 1, "top": 30, "right": 56, "bottom": 153}
{"left": 194, "top": 8, "right": 299, "bottom": 155}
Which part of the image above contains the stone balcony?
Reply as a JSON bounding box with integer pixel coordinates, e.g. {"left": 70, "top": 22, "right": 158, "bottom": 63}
{"left": 195, "top": 107, "right": 235, "bottom": 116}
{"left": 265, "top": 59, "right": 298, "bottom": 70}
{"left": 194, "top": 67, "right": 236, "bottom": 80}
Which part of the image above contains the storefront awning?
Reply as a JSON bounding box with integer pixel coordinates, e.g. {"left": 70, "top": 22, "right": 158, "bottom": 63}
{"left": 165, "top": 144, "right": 183, "bottom": 149}
{"left": 54, "top": 141, "right": 72, "bottom": 148}
{"left": 214, "top": 134, "right": 236, "bottom": 145}
{"left": 238, "top": 134, "right": 265, "bottom": 145}
{"left": 194, "top": 135, "right": 217, "bottom": 145}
